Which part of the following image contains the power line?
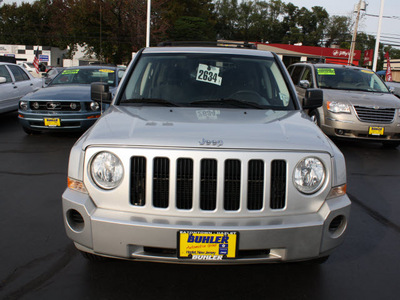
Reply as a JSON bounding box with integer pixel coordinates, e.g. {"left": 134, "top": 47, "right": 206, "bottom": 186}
{"left": 365, "top": 13, "right": 400, "bottom": 20}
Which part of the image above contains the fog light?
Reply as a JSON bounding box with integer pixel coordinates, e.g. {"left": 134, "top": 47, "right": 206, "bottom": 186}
{"left": 32, "top": 102, "right": 39, "bottom": 109}
{"left": 70, "top": 102, "right": 77, "bottom": 110}
{"left": 90, "top": 101, "right": 100, "bottom": 111}
{"left": 20, "top": 101, "right": 28, "bottom": 110}
{"left": 67, "top": 209, "right": 84, "bottom": 232}
{"left": 329, "top": 215, "right": 346, "bottom": 238}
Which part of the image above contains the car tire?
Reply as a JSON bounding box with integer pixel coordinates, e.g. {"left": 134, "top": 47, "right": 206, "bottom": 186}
{"left": 80, "top": 251, "right": 108, "bottom": 262}
{"left": 309, "top": 109, "right": 320, "bottom": 127}
{"left": 382, "top": 141, "right": 400, "bottom": 149}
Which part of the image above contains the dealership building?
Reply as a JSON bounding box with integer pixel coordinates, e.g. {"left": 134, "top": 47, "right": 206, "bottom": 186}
{"left": 256, "top": 43, "right": 362, "bottom": 67}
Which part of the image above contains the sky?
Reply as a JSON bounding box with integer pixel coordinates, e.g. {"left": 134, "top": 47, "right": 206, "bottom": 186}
{"left": 282, "top": 0, "right": 400, "bottom": 46}
{"left": 2, "top": 0, "right": 400, "bottom": 45}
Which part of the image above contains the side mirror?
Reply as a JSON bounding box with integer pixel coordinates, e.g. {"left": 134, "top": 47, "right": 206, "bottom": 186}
{"left": 302, "top": 88, "right": 323, "bottom": 110}
{"left": 388, "top": 86, "right": 395, "bottom": 93}
{"left": 299, "top": 80, "right": 310, "bottom": 89}
{"left": 0, "top": 77, "right": 6, "bottom": 84}
{"left": 91, "top": 82, "right": 112, "bottom": 104}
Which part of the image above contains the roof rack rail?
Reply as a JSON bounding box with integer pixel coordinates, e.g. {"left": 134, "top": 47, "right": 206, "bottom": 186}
{"left": 157, "top": 41, "right": 257, "bottom": 49}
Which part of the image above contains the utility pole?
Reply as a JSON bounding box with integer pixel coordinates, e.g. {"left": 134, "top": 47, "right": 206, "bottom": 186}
{"left": 348, "top": 0, "right": 366, "bottom": 65}
{"left": 372, "top": 0, "right": 385, "bottom": 71}
{"left": 146, "top": 0, "right": 151, "bottom": 47}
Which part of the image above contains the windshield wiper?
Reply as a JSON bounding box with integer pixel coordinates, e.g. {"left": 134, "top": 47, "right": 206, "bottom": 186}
{"left": 189, "top": 98, "right": 264, "bottom": 109}
{"left": 122, "top": 98, "right": 180, "bottom": 107}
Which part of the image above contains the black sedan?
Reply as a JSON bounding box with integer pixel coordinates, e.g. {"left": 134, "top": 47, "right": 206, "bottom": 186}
{"left": 18, "top": 65, "right": 125, "bottom": 134}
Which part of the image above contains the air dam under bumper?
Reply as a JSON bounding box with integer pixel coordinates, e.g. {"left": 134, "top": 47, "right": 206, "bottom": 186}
{"left": 62, "top": 188, "right": 351, "bottom": 263}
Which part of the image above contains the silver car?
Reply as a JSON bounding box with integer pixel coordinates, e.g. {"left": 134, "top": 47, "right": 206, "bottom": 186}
{"left": 62, "top": 45, "right": 351, "bottom": 264}
{"left": 288, "top": 63, "right": 400, "bottom": 148}
{"left": 0, "top": 62, "right": 42, "bottom": 114}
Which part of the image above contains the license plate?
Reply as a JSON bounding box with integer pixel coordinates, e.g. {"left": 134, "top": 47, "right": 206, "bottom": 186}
{"left": 44, "top": 118, "right": 60, "bottom": 127}
{"left": 178, "top": 231, "right": 238, "bottom": 260}
{"left": 369, "top": 126, "right": 384, "bottom": 136}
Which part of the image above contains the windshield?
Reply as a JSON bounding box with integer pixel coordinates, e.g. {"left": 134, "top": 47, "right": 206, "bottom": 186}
{"left": 119, "top": 53, "right": 295, "bottom": 110}
{"left": 51, "top": 68, "right": 117, "bottom": 86}
{"left": 316, "top": 67, "right": 389, "bottom": 93}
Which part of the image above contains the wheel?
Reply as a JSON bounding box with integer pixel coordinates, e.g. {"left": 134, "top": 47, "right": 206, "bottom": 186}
{"left": 309, "top": 109, "right": 321, "bottom": 126}
{"left": 80, "top": 251, "right": 108, "bottom": 262}
{"left": 382, "top": 141, "right": 400, "bottom": 148}
{"left": 22, "top": 127, "right": 40, "bottom": 135}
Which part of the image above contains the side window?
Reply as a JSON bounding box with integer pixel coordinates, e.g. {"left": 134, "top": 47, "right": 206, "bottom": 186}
{"left": 300, "top": 67, "right": 313, "bottom": 88}
{"left": 0, "top": 65, "right": 13, "bottom": 83}
{"left": 8, "top": 65, "right": 30, "bottom": 81}
{"left": 290, "top": 66, "right": 303, "bottom": 85}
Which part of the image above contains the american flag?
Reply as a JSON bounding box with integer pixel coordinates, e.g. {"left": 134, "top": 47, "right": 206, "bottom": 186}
{"left": 33, "top": 46, "right": 40, "bottom": 74}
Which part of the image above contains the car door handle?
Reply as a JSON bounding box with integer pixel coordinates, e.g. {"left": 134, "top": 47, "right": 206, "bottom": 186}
{"left": 13, "top": 86, "right": 18, "bottom": 89}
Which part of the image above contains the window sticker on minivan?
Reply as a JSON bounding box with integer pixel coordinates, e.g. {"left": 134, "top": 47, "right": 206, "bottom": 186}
{"left": 317, "top": 68, "right": 335, "bottom": 75}
{"left": 196, "top": 64, "right": 222, "bottom": 86}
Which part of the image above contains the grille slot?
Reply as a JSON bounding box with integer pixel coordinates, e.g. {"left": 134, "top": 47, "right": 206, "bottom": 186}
{"left": 247, "top": 160, "right": 264, "bottom": 210}
{"left": 354, "top": 105, "right": 395, "bottom": 123}
{"left": 131, "top": 156, "right": 146, "bottom": 206}
{"left": 200, "top": 159, "right": 218, "bottom": 210}
{"left": 153, "top": 157, "right": 170, "bottom": 208}
{"left": 176, "top": 158, "right": 193, "bottom": 209}
{"left": 224, "top": 159, "right": 241, "bottom": 211}
{"left": 270, "top": 160, "right": 286, "bottom": 209}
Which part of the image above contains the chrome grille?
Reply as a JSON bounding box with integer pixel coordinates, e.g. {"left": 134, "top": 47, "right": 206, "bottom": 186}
{"left": 130, "top": 156, "right": 287, "bottom": 211}
{"left": 354, "top": 105, "right": 395, "bottom": 123}
{"left": 29, "top": 101, "right": 81, "bottom": 111}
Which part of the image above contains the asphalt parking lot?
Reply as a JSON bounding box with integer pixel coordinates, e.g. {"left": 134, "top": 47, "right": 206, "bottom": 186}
{"left": 1, "top": 110, "right": 399, "bottom": 300}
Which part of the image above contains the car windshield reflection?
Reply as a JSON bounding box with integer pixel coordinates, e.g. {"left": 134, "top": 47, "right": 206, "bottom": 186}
{"left": 316, "top": 67, "right": 389, "bottom": 93}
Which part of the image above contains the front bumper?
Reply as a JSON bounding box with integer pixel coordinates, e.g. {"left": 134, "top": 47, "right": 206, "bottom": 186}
{"left": 321, "top": 112, "right": 400, "bottom": 141}
{"left": 62, "top": 188, "right": 351, "bottom": 264}
{"left": 18, "top": 111, "right": 100, "bottom": 132}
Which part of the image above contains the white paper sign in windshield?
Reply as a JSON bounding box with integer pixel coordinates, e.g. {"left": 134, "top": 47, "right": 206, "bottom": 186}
{"left": 196, "top": 64, "right": 222, "bottom": 86}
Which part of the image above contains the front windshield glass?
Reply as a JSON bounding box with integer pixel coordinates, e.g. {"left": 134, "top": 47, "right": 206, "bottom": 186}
{"left": 120, "top": 53, "right": 295, "bottom": 110}
{"left": 51, "top": 68, "right": 117, "bottom": 86}
{"left": 316, "top": 67, "right": 389, "bottom": 93}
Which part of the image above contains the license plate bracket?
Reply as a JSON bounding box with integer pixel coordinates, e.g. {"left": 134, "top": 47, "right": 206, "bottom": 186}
{"left": 177, "top": 231, "right": 238, "bottom": 260}
{"left": 369, "top": 126, "right": 384, "bottom": 136}
{"left": 44, "top": 118, "right": 61, "bottom": 127}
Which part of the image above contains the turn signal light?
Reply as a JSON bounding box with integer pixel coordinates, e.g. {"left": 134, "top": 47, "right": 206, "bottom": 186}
{"left": 68, "top": 177, "right": 88, "bottom": 194}
{"left": 327, "top": 184, "right": 347, "bottom": 199}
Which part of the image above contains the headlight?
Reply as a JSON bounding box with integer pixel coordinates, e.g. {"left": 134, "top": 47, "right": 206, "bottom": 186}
{"left": 327, "top": 101, "right": 351, "bottom": 113}
{"left": 90, "top": 101, "right": 100, "bottom": 111}
{"left": 293, "top": 157, "right": 325, "bottom": 194}
{"left": 20, "top": 101, "right": 28, "bottom": 110}
{"left": 90, "top": 152, "right": 124, "bottom": 189}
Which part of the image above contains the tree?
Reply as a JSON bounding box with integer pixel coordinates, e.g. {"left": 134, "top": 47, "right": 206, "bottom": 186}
{"left": 325, "top": 15, "right": 352, "bottom": 48}
{"left": 165, "top": 0, "right": 216, "bottom": 41}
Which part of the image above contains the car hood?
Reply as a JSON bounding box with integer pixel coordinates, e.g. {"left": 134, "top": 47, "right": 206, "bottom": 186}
{"left": 22, "top": 85, "right": 117, "bottom": 101}
{"left": 322, "top": 88, "right": 400, "bottom": 108}
{"left": 22, "top": 85, "right": 91, "bottom": 101}
{"left": 78, "top": 106, "right": 334, "bottom": 153}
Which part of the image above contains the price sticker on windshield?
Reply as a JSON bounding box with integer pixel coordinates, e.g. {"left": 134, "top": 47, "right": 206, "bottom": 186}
{"left": 196, "top": 64, "right": 222, "bottom": 86}
{"left": 317, "top": 68, "right": 336, "bottom": 76}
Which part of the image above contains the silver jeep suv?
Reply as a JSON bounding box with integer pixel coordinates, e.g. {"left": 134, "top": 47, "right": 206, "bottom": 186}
{"left": 62, "top": 44, "right": 351, "bottom": 264}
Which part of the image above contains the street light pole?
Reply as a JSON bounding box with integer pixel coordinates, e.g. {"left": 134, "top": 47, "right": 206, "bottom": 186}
{"left": 146, "top": 0, "right": 151, "bottom": 47}
{"left": 372, "top": 0, "right": 385, "bottom": 71}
